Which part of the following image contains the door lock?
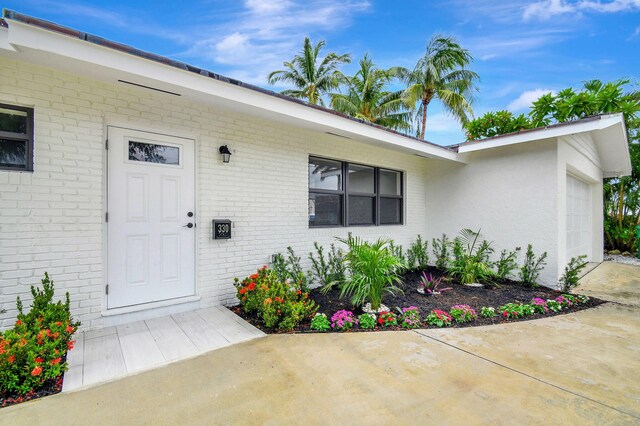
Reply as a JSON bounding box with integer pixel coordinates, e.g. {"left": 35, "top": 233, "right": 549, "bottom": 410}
{"left": 187, "top": 212, "right": 194, "bottom": 217}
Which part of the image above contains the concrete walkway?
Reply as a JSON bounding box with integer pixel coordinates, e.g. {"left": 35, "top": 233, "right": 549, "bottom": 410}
{"left": 63, "top": 306, "right": 265, "bottom": 391}
{"left": 1, "top": 262, "right": 639, "bottom": 424}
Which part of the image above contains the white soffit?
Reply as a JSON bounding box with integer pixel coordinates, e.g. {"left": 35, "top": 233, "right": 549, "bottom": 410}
{"left": 2, "top": 20, "right": 462, "bottom": 163}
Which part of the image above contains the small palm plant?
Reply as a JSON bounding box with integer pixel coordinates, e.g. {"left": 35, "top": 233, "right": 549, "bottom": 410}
{"left": 323, "top": 235, "right": 405, "bottom": 310}
{"left": 448, "top": 228, "right": 495, "bottom": 285}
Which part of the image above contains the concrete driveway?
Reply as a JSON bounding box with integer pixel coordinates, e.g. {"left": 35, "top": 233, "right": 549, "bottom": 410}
{"left": 1, "top": 262, "right": 639, "bottom": 425}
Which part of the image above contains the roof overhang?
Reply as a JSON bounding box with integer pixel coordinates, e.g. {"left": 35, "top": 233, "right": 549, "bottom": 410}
{"left": 457, "top": 114, "right": 632, "bottom": 178}
{"left": 0, "top": 12, "right": 462, "bottom": 163}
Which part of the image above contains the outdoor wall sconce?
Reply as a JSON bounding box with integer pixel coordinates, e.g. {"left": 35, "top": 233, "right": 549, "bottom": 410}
{"left": 219, "top": 145, "right": 232, "bottom": 163}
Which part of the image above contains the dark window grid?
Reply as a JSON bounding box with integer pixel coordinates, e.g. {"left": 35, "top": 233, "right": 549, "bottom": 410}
{"left": 309, "top": 157, "right": 404, "bottom": 228}
{"left": 0, "top": 103, "right": 34, "bottom": 172}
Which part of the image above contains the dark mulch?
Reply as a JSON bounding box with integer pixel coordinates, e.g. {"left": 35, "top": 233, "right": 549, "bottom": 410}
{"left": 232, "top": 267, "right": 605, "bottom": 334}
{"left": 0, "top": 376, "right": 63, "bottom": 408}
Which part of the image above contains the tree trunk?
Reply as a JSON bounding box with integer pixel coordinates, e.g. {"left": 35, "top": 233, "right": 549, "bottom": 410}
{"left": 618, "top": 181, "right": 625, "bottom": 229}
{"left": 420, "top": 100, "right": 428, "bottom": 139}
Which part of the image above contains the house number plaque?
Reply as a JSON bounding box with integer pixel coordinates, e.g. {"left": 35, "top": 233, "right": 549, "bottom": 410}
{"left": 212, "top": 220, "right": 232, "bottom": 239}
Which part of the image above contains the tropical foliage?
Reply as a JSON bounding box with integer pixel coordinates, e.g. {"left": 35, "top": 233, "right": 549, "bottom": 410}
{"left": 267, "top": 37, "right": 350, "bottom": 106}
{"left": 330, "top": 54, "right": 412, "bottom": 131}
{"left": 398, "top": 35, "right": 478, "bottom": 138}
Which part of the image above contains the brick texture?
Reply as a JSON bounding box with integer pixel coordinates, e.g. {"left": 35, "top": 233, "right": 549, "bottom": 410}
{"left": 0, "top": 58, "right": 430, "bottom": 329}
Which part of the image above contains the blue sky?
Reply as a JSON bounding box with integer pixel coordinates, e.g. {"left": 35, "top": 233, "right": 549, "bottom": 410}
{"left": 3, "top": 0, "right": 639, "bottom": 145}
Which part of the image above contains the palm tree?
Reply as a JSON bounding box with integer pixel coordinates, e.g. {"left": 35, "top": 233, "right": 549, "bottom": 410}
{"left": 399, "top": 35, "right": 479, "bottom": 139}
{"left": 267, "top": 38, "right": 351, "bottom": 106}
{"left": 330, "top": 54, "right": 413, "bottom": 132}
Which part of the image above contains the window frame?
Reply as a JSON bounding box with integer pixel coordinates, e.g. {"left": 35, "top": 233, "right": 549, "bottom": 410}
{"left": 0, "top": 103, "right": 34, "bottom": 172}
{"left": 309, "top": 155, "right": 404, "bottom": 228}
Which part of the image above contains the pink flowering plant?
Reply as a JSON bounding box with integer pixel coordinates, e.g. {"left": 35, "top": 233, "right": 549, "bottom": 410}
{"left": 555, "top": 295, "right": 573, "bottom": 308}
{"left": 378, "top": 311, "right": 398, "bottom": 327}
{"left": 530, "top": 298, "right": 549, "bottom": 314}
{"left": 426, "top": 310, "right": 452, "bottom": 327}
{"left": 330, "top": 310, "right": 358, "bottom": 331}
{"left": 449, "top": 305, "right": 477, "bottom": 323}
{"left": 398, "top": 306, "right": 421, "bottom": 329}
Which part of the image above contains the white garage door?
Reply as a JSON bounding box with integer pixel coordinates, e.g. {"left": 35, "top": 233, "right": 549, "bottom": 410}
{"left": 566, "top": 174, "right": 592, "bottom": 261}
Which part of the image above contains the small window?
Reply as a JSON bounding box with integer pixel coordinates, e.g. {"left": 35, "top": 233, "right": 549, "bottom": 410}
{"left": 129, "top": 141, "right": 180, "bottom": 165}
{"left": 0, "top": 104, "right": 34, "bottom": 171}
{"left": 309, "top": 156, "right": 403, "bottom": 227}
{"left": 309, "top": 157, "right": 344, "bottom": 227}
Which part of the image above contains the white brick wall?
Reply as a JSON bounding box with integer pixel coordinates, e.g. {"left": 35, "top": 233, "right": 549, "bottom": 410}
{"left": 0, "top": 57, "right": 430, "bottom": 329}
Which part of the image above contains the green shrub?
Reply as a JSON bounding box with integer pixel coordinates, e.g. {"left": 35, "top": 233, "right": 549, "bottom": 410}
{"left": 494, "top": 248, "right": 520, "bottom": 281}
{"left": 309, "top": 243, "right": 345, "bottom": 286}
{"left": 498, "top": 303, "right": 534, "bottom": 319}
{"left": 309, "top": 242, "right": 346, "bottom": 287}
{"left": 235, "top": 267, "right": 317, "bottom": 331}
{"left": 519, "top": 245, "right": 548, "bottom": 287}
{"left": 324, "top": 235, "right": 405, "bottom": 311}
{"left": 310, "top": 313, "right": 331, "bottom": 331}
{"left": 0, "top": 273, "right": 80, "bottom": 396}
{"left": 447, "top": 229, "right": 495, "bottom": 285}
{"left": 358, "top": 313, "right": 377, "bottom": 329}
{"left": 272, "top": 247, "right": 312, "bottom": 292}
{"left": 407, "top": 235, "right": 429, "bottom": 271}
{"left": 432, "top": 234, "right": 450, "bottom": 269}
{"left": 388, "top": 241, "right": 407, "bottom": 274}
{"left": 559, "top": 255, "right": 588, "bottom": 292}
{"left": 479, "top": 306, "right": 496, "bottom": 318}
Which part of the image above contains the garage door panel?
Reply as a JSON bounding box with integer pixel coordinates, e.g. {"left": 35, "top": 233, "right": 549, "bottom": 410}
{"left": 566, "top": 174, "right": 591, "bottom": 261}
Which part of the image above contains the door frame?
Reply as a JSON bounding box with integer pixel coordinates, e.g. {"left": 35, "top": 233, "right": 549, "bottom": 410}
{"left": 102, "top": 121, "right": 200, "bottom": 314}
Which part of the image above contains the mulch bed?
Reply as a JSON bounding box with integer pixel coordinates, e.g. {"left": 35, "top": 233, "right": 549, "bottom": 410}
{"left": 0, "top": 376, "right": 63, "bottom": 408}
{"left": 232, "top": 267, "right": 605, "bottom": 334}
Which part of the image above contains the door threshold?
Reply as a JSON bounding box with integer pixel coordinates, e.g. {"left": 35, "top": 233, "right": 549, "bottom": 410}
{"left": 104, "top": 295, "right": 201, "bottom": 317}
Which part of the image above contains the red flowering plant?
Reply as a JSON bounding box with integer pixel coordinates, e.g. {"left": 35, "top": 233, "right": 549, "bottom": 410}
{"left": 0, "top": 273, "right": 80, "bottom": 397}
{"left": 234, "top": 267, "right": 317, "bottom": 331}
{"left": 425, "top": 309, "right": 452, "bottom": 327}
{"left": 377, "top": 311, "right": 398, "bottom": 327}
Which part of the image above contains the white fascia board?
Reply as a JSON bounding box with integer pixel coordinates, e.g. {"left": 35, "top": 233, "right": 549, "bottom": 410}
{"left": 0, "top": 26, "right": 16, "bottom": 52}
{"left": 6, "top": 20, "right": 461, "bottom": 163}
{"left": 458, "top": 114, "right": 625, "bottom": 154}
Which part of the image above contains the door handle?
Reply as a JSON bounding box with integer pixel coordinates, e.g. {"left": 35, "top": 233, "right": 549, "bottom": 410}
{"left": 183, "top": 223, "right": 194, "bottom": 228}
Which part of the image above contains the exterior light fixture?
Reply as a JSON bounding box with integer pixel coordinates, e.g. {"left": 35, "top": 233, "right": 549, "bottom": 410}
{"left": 219, "top": 145, "right": 232, "bottom": 163}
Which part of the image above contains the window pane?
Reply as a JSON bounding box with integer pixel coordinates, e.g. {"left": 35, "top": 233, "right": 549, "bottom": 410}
{"left": 348, "top": 164, "right": 374, "bottom": 193}
{"left": 309, "top": 193, "right": 342, "bottom": 226}
{"left": 0, "top": 107, "right": 28, "bottom": 134}
{"left": 129, "top": 141, "right": 179, "bottom": 165}
{"left": 309, "top": 157, "right": 342, "bottom": 191}
{"left": 348, "top": 195, "right": 374, "bottom": 225}
{"left": 380, "top": 169, "right": 401, "bottom": 195}
{"left": 380, "top": 197, "right": 401, "bottom": 224}
{"left": 0, "top": 139, "right": 27, "bottom": 169}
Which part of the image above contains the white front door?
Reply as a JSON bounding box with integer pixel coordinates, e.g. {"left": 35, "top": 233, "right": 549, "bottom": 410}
{"left": 566, "top": 174, "right": 592, "bottom": 261}
{"left": 107, "top": 126, "right": 196, "bottom": 309}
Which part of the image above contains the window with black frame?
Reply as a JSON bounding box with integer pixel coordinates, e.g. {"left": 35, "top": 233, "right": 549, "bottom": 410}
{"left": 308, "top": 156, "right": 403, "bottom": 227}
{"left": 0, "top": 104, "right": 34, "bottom": 171}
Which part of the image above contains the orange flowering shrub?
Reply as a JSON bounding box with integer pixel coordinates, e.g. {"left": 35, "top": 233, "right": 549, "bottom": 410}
{"left": 234, "top": 267, "right": 317, "bottom": 331}
{"left": 0, "top": 273, "right": 80, "bottom": 396}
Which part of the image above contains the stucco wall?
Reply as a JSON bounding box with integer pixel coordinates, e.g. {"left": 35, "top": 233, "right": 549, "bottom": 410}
{"left": 0, "top": 58, "right": 431, "bottom": 329}
{"left": 423, "top": 139, "right": 561, "bottom": 287}
{"left": 557, "top": 133, "right": 604, "bottom": 269}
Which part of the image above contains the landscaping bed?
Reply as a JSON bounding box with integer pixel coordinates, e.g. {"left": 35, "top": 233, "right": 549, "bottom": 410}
{"left": 1, "top": 376, "right": 63, "bottom": 408}
{"left": 231, "top": 267, "right": 605, "bottom": 334}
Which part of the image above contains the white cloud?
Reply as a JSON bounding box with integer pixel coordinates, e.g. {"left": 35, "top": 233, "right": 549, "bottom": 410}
{"left": 630, "top": 26, "right": 640, "bottom": 38}
{"left": 523, "top": 0, "right": 640, "bottom": 21}
{"left": 424, "top": 113, "right": 464, "bottom": 132}
{"left": 181, "top": 0, "right": 370, "bottom": 82}
{"left": 507, "top": 89, "right": 556, "bottom": 111}
{"left": 523, "top": 0, "right": 574, "bottom": 20}
{"left": 465, "top": 29, "right": 569, "bottom": 60}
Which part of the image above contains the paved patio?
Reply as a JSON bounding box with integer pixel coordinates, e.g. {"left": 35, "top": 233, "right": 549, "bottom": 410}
{"left": 63, "top": 306, "right": 264, "bottom": 391}
{"left": 2, "top": 261, "right": 639, "bottom": 424}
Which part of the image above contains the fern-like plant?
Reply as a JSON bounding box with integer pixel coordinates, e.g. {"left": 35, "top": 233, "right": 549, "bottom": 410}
{"left": 519, "top": 244, "right": 548, "bottom": 287}
{"left": 559, "top": 255, "right": 588, "bottom": 292}
{"left": 432, "top": 234, "right": 450, "bottom": 269}
{"left": 407, "top": 235, "right": 429, "bottom": 270}
{"left": 325, "top": 235, "right": 405, "bottom": 310}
